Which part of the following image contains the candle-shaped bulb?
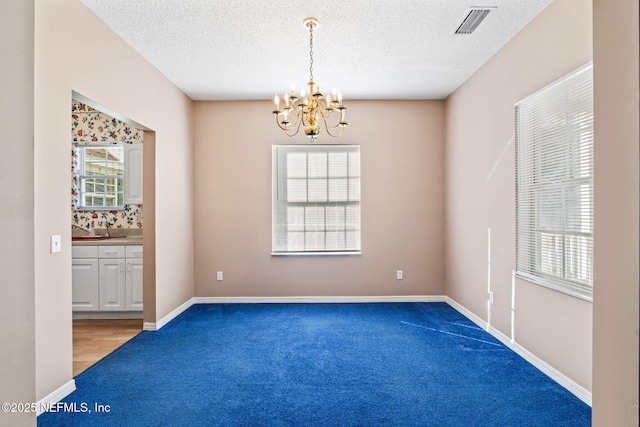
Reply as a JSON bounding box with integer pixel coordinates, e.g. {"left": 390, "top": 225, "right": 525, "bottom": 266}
{"left": 332, "top": 88, "right": 337, "bottom": 96}
{"left": 285, "top": 94, "right": 290, "bottom": 106}
{"left": 338, "top": 91, "right": 343, "bottom": 103}
{"left": 274, "top": 95, "right": 280, "bottom": 108}
{"left": 301, "top": 89, "right": 306, "bottom": 99}
{"left": 327, "top": 95, "right": 332, "bottom": 105}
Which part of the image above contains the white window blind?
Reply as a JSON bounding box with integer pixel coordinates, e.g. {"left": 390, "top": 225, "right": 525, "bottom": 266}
{"left": 515, "top": 63, "right": 593, "bottom": 301}
{"left": 272, "top": 144, "right": 361, "bottom": 254}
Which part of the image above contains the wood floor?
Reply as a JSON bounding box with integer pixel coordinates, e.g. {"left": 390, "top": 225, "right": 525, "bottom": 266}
{"left": 73, "top": 319, "right": 142, "bottom": 376}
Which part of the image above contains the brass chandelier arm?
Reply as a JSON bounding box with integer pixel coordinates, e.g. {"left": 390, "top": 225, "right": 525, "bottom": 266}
{"left": 319, "top": 105, "right": 347, "bottom": 128}
{"left": 274, "top": 110, "right": 303, "bottom": 137}
{"left": 320, "top": 113, "right": 347, "bottom": 138}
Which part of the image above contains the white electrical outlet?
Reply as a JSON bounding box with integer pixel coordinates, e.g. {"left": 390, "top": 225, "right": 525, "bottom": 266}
{"left": 217, "top": 271, "right": 223, "bottom": 281}
{"left": 50, "top": 235, "right": 62, "bottom": 254}
{"left": 396, "top": 270, "right": 403, "bottom": 280}
{"left": 488, "top": 291, "right": 495, "bottom": 304}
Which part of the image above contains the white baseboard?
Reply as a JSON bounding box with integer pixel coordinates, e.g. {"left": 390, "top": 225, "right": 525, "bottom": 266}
{"left": 36, "top": 379, "right": 76, "bottom": 416}
{"left": 444, "top": 296, "right": 592, "bottom": 406}
{"left": 143, "top": 298, "right": 194, "bottom": 331}
{"left": 193, "top": 295, "right": 447, "bottom": 304}
{"left": 73, "top": 311, "right": 143, "bottom": 320}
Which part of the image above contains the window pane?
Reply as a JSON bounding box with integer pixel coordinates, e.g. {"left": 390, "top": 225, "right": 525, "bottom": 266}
{"left": 287, "top": 153, "right": 307, "bottom": 178}
{"left": 349, "top": 178, "right": 360, "bottom": 201}
{"left": 565, "top": 183, "right": 592, "bottom": 233}
{"left": 305, "top": 207, "right": 325, "bottom": 231}
{"left": 305, "top": 232, "right": 325, "bottom": 251}
{"left": 308, "top": 179, "right": 327, "bottom": 202}
{"left": 84, "top": 178, "right": 95, "bottom": 193}
{"left": 328, "top": 152, "right": 348, "bottom": 177}
{"left": 85, "top": 160, "right": 106, "bottom": 176}
{"left": 287, "top": 179, "right": 307, "bottom": 202}
{"left": 329, "top": 178, "right": 348, "bottom": 201}
{"left": 287, "top": 207, "right": 305, "bottom": 231}
{"left": 287, "top": 232, "right": 305, "bottom": 251}
{"left": 537, "top": 232, "right": 563, "bottom": 277}
{"left": 326, "top": 231, "right": 346, "bottom": 250}
{"left": 349, "top": 152, "right": 360, "bottom": 177}
{"left": 564, "top": 235, "right": 592, "bottom": 284}
{"left": 537, "top": 187, "right": 563, "bottom": 231}
{"left": 106, "top": 147, "right": 124, "bottom": 175}
{"left": 346, "top": 205, "right": 360, "bottom": 229}
{"left": 346, "top": 231, "right": 360, "bottom": 250}
{"left": 308, "top": 152, "right": 327, "bottom": 178}
{"left": 326, "top": 206, "right": 345, "bottom": 231}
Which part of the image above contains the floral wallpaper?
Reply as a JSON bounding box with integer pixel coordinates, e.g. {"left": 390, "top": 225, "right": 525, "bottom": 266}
{"left": 72, "top": 101, "right": 144, "bottom": 230}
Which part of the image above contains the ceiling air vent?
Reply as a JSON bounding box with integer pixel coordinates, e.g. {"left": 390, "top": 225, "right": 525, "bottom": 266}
{"left": 455, "top": 8, "right": 491, "bottom": 34}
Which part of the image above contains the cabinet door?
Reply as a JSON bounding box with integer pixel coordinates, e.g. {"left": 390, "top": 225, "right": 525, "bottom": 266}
{"left": 126, "top": 258, "right": 144, "bottom": 311}
{"left": 124, "top": 144, "right": 143, "bottom": 205}
{"left": 72, "top": 259, "right": 99, "bottom": 311}
{"left": 99, "top": 258, "right": 126, "bottom": 311}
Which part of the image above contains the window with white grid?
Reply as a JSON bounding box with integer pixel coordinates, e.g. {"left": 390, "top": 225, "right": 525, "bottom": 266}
{"left": 272, "top": 144, "right": 361, "bottom": 254}
{"left": 515, "top": 63, "right": 593, "bottom": 301}
{"left": 75, "top": 144, "right": 125, "bottom": 210}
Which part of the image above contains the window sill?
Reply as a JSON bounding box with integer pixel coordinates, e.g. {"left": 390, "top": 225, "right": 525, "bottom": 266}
{"left": 272, "top": 251, "right": 362, "bottom": 256}
{"left": 515, "top": 271, "right": 593, "bottom": 302}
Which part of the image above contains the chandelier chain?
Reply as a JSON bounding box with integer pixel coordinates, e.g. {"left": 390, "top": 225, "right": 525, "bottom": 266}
{"left": 309, "top": 23, "right": 314, "bottom": 82}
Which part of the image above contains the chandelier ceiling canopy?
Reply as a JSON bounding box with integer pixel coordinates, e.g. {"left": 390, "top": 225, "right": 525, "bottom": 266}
{"left": 272, "top": 18, "right": 347, "bottom": 142}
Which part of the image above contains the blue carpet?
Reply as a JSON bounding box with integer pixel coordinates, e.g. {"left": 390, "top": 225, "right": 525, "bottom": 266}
{"left": 38, "top": 303, "right": 591, "bottom": 426}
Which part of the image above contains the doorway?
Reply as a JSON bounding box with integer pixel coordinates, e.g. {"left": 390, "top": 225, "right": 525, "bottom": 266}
{"left": 70, "top": 93, "right": 155, "bottom": 375}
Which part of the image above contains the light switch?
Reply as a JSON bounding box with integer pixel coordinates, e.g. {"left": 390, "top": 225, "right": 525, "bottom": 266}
{"left": 50, "top": 235, "right": 62, "bottom": 254}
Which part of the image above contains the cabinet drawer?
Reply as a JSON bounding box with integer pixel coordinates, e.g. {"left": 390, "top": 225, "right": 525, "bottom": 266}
{"left": 72, "top": 245, "right": 98, "bottom": 258}
{"left": 125, "top": 245, "right": 143, "bottom": 259}
{"left": 98, "top": 245, "right": 126, "bottom": 258}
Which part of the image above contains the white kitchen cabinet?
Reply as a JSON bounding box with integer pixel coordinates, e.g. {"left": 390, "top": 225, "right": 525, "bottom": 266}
{"left": 125, "top": 245, "right": 143, "bottom": 311}
{"left": 72, "top": 258, "right": 99, "bottom": 311}
{"left": 124, "top": 143, "right": 143, "bottom": 205}
{"left": 126, "top": 259, "right": 144, "bottom": 310}
{"left": 72, "top": 244, "right": 143, "bottom": 313}
{"left": 99, "top": 258, "right": 126, "bottom": 311}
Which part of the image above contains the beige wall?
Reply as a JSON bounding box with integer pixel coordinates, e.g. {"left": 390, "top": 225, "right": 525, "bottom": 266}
{"left": 0, "top": 0, "right": 36, "bottom": 425}
{"left": 34, "top": 0, "right": 194, "bottom": 400}
{"left": 592, "top": 0, "right": 639, "bottom": 424}
{"left": 10, "top": 0, "right": 636, "bottom": 422}
{"left": 445, "top": 0, "right": 593, "bottom": 392}
{"left": 193, "top": 100, "right": 445, "bottom": 297}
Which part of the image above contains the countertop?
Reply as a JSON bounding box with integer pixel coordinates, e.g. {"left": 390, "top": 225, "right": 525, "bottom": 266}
{"left": 72, "top": 235, "right": 143, "bottom": 246}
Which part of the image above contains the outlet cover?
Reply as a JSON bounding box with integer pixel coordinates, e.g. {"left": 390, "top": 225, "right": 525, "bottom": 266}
{"left": 216, "top": 271, "right": 223, "bottom": 281}
{"left": 396, "top": 270, "right": 403, "bottom": 280}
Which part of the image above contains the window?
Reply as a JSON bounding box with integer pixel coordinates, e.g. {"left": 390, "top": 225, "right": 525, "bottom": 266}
{"left": 515, "top": 63, "right": 593, "bottom": 300}
{"left": 74, "top": 144, "right": 125, "bottom": 209}
{"left": 272, "top": 144, "right": 361, "bottom": 254}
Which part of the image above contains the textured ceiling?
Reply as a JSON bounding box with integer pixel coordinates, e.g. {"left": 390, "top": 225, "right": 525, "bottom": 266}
{"left": 80, "top": 0, "right": 553, "bottom": 101}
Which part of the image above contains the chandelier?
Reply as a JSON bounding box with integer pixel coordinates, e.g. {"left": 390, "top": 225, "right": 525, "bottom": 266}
{"left": 272, "top": 17, "right": 347, "bottom": 142}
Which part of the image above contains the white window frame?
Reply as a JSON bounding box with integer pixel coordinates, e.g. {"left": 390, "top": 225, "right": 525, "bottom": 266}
{"left": 515, "top": 62, "right": 594, "bottom": 301}
{"left": 74, "top": 144, "right": 125, "bottom": 211}
{"left": 272, "top": 144, "right": 361, "bottom": 255}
